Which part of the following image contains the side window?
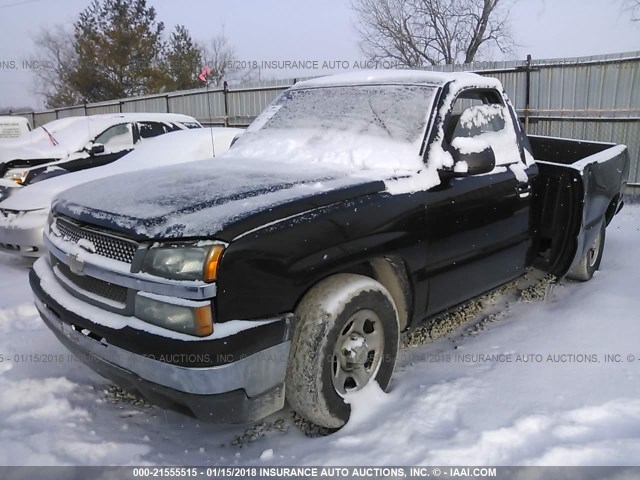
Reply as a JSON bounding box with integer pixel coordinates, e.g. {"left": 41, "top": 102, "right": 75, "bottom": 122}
{"left": 445, "top": 90, "right": 504, "bottom": 143}
{"left": 138, "top": 122, "right": 167, "bottom": 139}
{"left": 444, "top": 89, "right": 519, "bottom": 167}
{"left": 164, "top": 122, "right": 184, "bottom": 133}
{"left": 94, "top": 123, "right": 134, "bottom": 151}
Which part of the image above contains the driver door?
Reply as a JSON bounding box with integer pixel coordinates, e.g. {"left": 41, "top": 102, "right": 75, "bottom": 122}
{"left": 63, "top": 123, "right": 135, "bottom": 172}
{"left": 424, "top": 88, "right": 533, "bottom": 316}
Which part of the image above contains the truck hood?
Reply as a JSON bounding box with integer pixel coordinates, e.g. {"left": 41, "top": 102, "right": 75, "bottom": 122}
{"left": 53, "top": 156, "right": 390, "bottom": 241}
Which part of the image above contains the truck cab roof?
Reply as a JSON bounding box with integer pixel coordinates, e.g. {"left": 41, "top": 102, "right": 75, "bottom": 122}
{"left": 293, "top": 70, "right": 504, "bottom": 90}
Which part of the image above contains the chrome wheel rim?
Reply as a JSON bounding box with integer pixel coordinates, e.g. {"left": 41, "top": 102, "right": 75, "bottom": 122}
{"left": 331, "top": 309, "right": 384, "bottom": 397}
{"left": 588, "top": 231, "right": 602, "bottom": 268}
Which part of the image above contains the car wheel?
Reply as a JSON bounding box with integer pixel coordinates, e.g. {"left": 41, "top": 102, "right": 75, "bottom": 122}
{"left": 567, "top": 223, "right": 606, "bottom": 281}
{"left": 285, "top": 274, "right": 399, "bottom": 429}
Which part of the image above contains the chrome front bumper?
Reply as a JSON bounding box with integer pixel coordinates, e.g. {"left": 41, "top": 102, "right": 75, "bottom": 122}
{"left": 31, "top": 257, "right": 293, "bottom": 423}
{"left": 36, "top": 296, "right": 290, "bottom": 398}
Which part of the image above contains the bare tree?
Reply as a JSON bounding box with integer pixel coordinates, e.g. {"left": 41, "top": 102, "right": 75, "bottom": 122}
{"left": 621, "top": 0, "right": 640, "bottom": 20}
{"left": 352, "top": 0, "right": 515, "bottom": 67}
{"left": 201, "top": 34, "right": 256, "bottom": 86}
{"left": 30, "top": 26, "right": 82, "bottom": 108}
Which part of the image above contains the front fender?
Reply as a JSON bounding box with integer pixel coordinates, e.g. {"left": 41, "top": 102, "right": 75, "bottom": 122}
{"left": 215, "top": 192, "right": 427, "bottom": 323}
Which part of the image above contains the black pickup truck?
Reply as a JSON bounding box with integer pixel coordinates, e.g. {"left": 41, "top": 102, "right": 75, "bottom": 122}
{"left": 30, "top": 71, "right": 629, "bottom": 429}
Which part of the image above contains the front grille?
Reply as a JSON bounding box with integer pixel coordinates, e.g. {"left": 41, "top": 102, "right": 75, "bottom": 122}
{"left": 54, "top": 216, "right": 138, "bottom": 264}
{"left": 53, "top": 257, "right": 129, "bottom": 310}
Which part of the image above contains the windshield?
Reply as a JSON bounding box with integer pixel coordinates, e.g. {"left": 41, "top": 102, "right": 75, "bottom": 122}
{"left": 26, "top": 117, "right": 90, "bottom": 145}
{"left": 249, "top": 84, "right": 437, "bottom": 144}
{"left": 231, "top": 84, "right": 437, "bottom": 172}
{"left": 3, "top": 116, "right": 127, "bottom": 153}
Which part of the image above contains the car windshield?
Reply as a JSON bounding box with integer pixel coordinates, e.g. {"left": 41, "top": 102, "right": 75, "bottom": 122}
{"left": 249, "top": 84, "right": 437, "bottom": 145}
{"left": 27, "top": 117, "right": 92, "bottom": 145}
{"left": 7, "top": 117, "right": 128, "bottom": 153}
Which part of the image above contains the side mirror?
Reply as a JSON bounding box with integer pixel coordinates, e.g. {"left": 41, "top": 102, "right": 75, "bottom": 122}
{"left": 89, "top": 143, "right": 105, "bottom": 156}
{"left": 451, "top": 146, "right": 496, "bottom": 177}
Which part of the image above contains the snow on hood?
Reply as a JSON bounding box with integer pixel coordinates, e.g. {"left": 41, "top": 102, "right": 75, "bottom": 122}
{"left": 53, "top": 122, "right": 425, "bottom": 240}
{"left": 0, "top": 117, "right": 96, "bottom": 163}
{"left": 53, "top": 155, "right": 389, "bottom": 240}
{"left": 0, "top": 128, "right": 240, "bottom": 212}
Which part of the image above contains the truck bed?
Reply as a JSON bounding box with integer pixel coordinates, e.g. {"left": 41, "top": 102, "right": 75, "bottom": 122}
{"left": 528, "top": 135, "right": 629, "bottom": 277}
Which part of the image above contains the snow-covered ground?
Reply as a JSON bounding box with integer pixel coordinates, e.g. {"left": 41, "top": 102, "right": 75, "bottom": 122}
{"left": 0, "top": 205, "right": 639, "bottom": 467}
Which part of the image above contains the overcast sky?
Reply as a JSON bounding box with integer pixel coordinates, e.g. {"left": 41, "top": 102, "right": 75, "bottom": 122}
{"left": 0, "top": 0, "right": 638, "bottom": 110}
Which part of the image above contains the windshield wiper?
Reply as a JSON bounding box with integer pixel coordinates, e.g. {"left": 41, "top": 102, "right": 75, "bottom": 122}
{"left": 41, "top": 125, "right": 59, "bottom": 146}
{"left": 360, "top": 97, "right": 392, "bottom": 137}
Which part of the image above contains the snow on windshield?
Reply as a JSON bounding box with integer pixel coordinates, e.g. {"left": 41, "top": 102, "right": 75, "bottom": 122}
{"left": 260, "top": 85, "right": 435, "bottom": 143}
{"left": 234, "top": 85, "right": 437, "bottom": 172}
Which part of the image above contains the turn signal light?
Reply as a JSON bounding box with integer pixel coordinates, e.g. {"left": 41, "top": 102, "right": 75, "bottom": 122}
{"left": 203, "top": 245, "right": 225, "bottom": 283}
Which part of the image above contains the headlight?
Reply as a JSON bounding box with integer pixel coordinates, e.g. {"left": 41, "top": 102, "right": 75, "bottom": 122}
{"left": 3, "top": 169, "right": 28, "bottom": 184}
{"left": 135, "top": 293, "right": 213, "bottom": 336}
{"left": 141, "top": 244, "right": 224, "bottom": 282}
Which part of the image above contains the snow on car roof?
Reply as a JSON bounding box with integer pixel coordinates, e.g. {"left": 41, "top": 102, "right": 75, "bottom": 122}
{"left": 0, "top": 113, "right": 200, "bottom": 160}
{"left": 82, "top": 112, "right": 198, "bottom": 123}
{"left": 293, "top": 70, "right": 503, "bottom": 89}
{"left": 0, "top": 127, "right": 241, "bottom": 212}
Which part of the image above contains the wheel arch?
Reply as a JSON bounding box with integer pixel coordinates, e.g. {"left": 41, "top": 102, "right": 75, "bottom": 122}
{"left": 292, "top": 255, "right": 413, "bottom": 331}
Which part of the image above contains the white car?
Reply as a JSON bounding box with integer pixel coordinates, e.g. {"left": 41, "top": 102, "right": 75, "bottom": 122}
{"left": 0, "top": 116, "right": 31, "bottom": 140}
{"left": 0, "top": 113, "right": 201, "bottom": 194}
{"left": 0, "top": 127, "right": 243, "bottom": 256}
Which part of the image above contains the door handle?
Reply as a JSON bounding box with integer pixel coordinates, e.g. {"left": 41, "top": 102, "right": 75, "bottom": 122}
{"left": 516, "top": 182, "right": 532, "bottom": 198}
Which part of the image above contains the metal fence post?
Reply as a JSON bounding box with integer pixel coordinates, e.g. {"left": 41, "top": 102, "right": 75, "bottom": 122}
{"left": 223, "top": 81, "right": 229, "bottom": 127}
{"left": 525, "top": 54, "right": 532, "bottom": 132}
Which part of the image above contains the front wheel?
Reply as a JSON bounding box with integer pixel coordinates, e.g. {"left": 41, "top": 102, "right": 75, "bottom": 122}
{"left": 567, "top": 223, "right": 606, "bottom": 281}
{"left": 285, "top": 274, "right": 399, "bottom": 429}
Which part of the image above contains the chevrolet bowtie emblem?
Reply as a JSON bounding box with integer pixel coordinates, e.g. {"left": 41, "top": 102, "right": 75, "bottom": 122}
{"left": 67, "top": 253, "right": 85, "bottom": 275}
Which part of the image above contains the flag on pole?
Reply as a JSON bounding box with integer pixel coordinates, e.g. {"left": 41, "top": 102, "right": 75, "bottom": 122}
{"left": 198, "top": 66, "right": 212, "bottom": 83}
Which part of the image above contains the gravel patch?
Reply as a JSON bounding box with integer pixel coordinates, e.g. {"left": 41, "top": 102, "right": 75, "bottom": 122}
{"left": 292, "top": 412, "right": 337, "bottom": 438}
{"left": 401, "top": 273, "right": 557, "bottom": 349}
{"left": 519, "top": 275, "right": 556, "bottom": 302}
{"left": 231, "top": 419, "right": 288, "bottom": 447}
{"left": 105, "top": 384, "right": 153, "bottom": 408}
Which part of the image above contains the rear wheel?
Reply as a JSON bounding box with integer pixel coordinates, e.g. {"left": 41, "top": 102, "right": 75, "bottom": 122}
{"left": 285, "top": 274, "right": 399, "bottom": 429}
{"left": 567, "top": 223, "right": 606, "bottom": 281}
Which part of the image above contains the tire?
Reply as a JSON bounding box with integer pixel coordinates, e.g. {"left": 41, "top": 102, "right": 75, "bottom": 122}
{"left": 567, "top": 223, "right": 606, "bottom": 281}
{"left": 285, "top": 274, "right": 399, "bottom": 429}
